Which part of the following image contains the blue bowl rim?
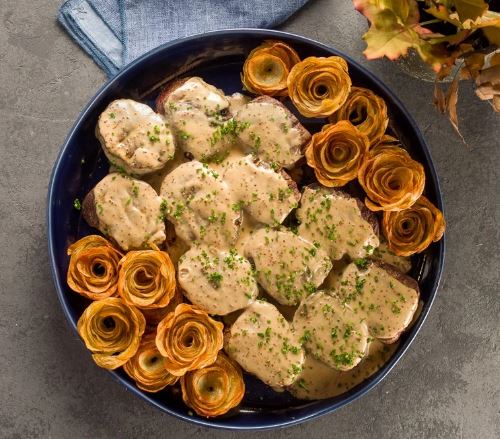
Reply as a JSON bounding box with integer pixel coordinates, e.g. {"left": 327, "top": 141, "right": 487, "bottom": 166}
{"left": 47, "top": 28, "right": 445, "bottom": 431}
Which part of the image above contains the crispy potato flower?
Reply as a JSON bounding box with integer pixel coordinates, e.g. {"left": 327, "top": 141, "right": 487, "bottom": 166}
{"left": 141, "top": 287, "right": 183, "bottom": 328}
{"left": 77, "top": 297, "right": 146, "bottom": 369}
{"left": 329, "top": 86, "right": 388, "bottom": 146}
{"left": 305, "top": 121, "right": 369, "bottom": 187}
{"left": 67, "top": 235, "right": 122, "bottom": 301}
{"left": 382, "top": 195, "right": 445, "bottom": 256}
{"left": 242, "top": 40, "right": 300, "bottom": 96}
{"left": 123, "top": 333, "right": 178, "bottom": 392}
{"left": 155, "top": 304, "right": 224, "bottom": 376}
{"left": 358, "top": 147, "right": 425, "bottom": 211}
{"left": 370, "top": 134, "right": 401, "bottom": 156}
{"left": 287, "top": 56, "right": 352, "bottom": 117}
{"left": 181, "top": 352, "right": 245, "bottom": 417}
{"left": 117, "top": 250, "right": 176, "bottom": 309}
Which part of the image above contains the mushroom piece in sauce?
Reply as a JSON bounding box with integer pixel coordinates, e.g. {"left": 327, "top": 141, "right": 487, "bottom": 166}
{"left": 83, "top": 173, "right": 166, "bottom": 251}
{"left": 223, "top": 155, "right": 300, "bottom": 225}
{"left": 178, "top": 245, "right": 258, "bottom": 315}
{"left": 96, "top": 99, "right": 175, "bottom": 175}
{"left": 293, "top": 291, "right": 369, "bottom": 371}
{"left": 243, "top": 228, "right": 332, "bottom": 306}
{"left": 225, "top": 300, "right": 305, "bottom": 390}
{"left": 160, "top": 161, "right": 241, "bottom": 249}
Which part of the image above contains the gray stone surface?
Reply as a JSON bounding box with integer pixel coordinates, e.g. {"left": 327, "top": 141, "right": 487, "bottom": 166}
{"left": 0, "top": 0, "right": 498, "bottom": 437}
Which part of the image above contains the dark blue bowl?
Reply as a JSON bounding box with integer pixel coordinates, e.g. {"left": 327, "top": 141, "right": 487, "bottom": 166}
{"left": 47, "top": 29, "right": 445, "bottom": 430}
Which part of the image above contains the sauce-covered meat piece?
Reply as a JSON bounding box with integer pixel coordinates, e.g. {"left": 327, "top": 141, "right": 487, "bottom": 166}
{"left": 178, "top": 245, "right": 258, "bottom": 315}
{"left": 223, "top": 155, "right": 300, "bottom": 225}
{"left": 293, "top": 291, "right": 369, "bottom": 371}
{"left": 297, "top": 186, "right": 379, "bottom": 261}
{"left": 333, "top": 262, "right": 419, "bottom": 343}
{"left": 234, "top": 96, "right": 311, "bottom": 169}
{"left": 225, "top": 301, "right": 305, "bottom": 390}
{"left": 157, "top": 77, "right": 237, "bottom": 162}
{"left": 96, "top": 99, "right": 175, "bottom": 175}
{"left": 160, "top": 161, "right": 241, "bottom": 248}
{"left": 243, "top": 229, "right": 332, "bottom": 306}
{"left": 82, "top": 173, "right": 166, "bottom": 250}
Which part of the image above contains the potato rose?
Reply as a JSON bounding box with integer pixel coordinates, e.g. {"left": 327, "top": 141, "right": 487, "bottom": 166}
{"left": 155, "top": 304, "right": 224, "bottom": 376}
{"left": 181, "top": 353, "right": 245, "bottom": 417}
{"left": 358, "top": 147, "right": 425, "bottom": 211}
{"left": 305, "top": 121, "right": 369, "bottom": 187}
{"left": 141, "top": 287, "right": 183, "bottom": 328}
{"left": 242, "top": 40, "right": 300, "bottom": 96}
{"left": 382, "top": 195, "right": 445, "bottom": 256}
{"left": 370, "top": 134, "right": 401, "bottom": 156}
{"left": 329, "top": 86, "right": 388, "bottom": 146}
{"left": 123, "top": 333, "right": 178, "bottom": 392}
{"left": 287, "top": 56, "right": 352, "bottom": 117}
{"left": 77, "top": 297, "right": 146, "bottom": 369}
{"left": 67, "top": 235, "right": 122, "bottom": 300}
{"left": 117, "top": 250, "right": 176, "bottom": 309}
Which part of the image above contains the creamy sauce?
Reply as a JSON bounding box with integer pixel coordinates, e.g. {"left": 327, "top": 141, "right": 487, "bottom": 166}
{"left": 371, "top": 239, "right": 412, "bottom": 273}
{"left": 178, "top": 245, "right": 258, "bottom": 315}
{"left": 223, "top": 155, "right": 299, "bottom": 225}
{"left": 97, "top": 99, "right": 175, "bottom": 175}
{"left": 297, "top": 186, "right": 379, "bottom": 261}
{"left": 160, "top": 161, "right": 241, "bottom": 249}
{"left": 293, "top": 291, "right": 369, "bottom": 371}
{"left": 334, "top": 262, "right": 419, "bottom": 342}
{"left": 289, "top": 339, "right": 399, "bottom": 400}
{"left": 234, "top": 100, "right": 305, "bottom": 169}
{"left": 243, "top": 229, "right": 332, "bottom": 306}
{"left": 141, "top": 152, "right": 188, "bottom": 193}
{"left": 225, "top": 300, "right": 305, "bottom": 390}
{"left": 162, "top": 77, "right": 232, "bottom": 161}
{"left": 93, "top": 173, "right": 166, "bottom": 250}
{"left": 322, "top": 258, "right": 351, "bottom": 291}
{"left": 227, "top": 92, "right": 251, "bottom": 114}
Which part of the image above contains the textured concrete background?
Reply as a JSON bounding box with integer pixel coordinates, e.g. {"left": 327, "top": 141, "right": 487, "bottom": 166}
{"left": 0, "top": 0, "right": 499, "bottom": 437}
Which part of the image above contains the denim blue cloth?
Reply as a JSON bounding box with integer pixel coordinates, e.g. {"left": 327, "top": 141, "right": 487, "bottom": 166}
{"left": 58, "top": 0, "right": 309, "bottom": 77}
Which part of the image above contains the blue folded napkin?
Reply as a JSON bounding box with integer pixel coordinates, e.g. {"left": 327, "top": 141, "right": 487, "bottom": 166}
{"left": 58, "top": 0, "right": 309, "bottom": 77}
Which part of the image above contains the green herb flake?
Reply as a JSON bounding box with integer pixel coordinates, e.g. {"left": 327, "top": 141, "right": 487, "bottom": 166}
{"left": 207, "top": 272, "right": 223, "bottom": 289}
{"left": 354, "top": 258, "right": 369, "bottom": 269}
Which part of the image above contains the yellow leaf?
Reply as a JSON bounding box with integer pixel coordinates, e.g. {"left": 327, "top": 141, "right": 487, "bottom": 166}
{"left": 453, "top": 0, "right": 488, "bottom": 22}
{"left": 363, "top": 11, "right": 421, "bottom": 60}
{"left": 483, "top": 26, "right": 500, "bottom": 45}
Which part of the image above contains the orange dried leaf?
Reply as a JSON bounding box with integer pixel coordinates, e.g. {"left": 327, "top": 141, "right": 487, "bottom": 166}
{"left": 446, "top": 74, "right": 461, "bottom": 135}
{"left": 433, "top": 82, "right": 446, "bottom": 114}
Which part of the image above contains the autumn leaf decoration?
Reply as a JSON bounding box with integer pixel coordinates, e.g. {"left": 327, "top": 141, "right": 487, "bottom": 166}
{"left": 354, "top": 0, "right": 500, "bottom": 126}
